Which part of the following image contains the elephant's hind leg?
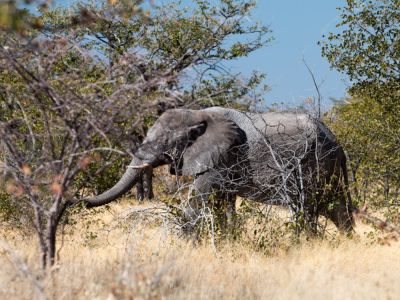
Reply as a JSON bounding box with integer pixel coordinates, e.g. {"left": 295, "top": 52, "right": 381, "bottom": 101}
{"left": 327, "top": 186, "right": 354, "bottom": 235}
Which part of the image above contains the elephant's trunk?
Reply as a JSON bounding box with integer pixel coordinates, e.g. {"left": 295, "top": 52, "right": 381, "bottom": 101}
{"left": 84, "top": 156, "right": 148, "bottom": 208}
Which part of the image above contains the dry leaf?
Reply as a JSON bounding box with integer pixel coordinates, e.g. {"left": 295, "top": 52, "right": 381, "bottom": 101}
{"left": 22, "top": 164, "right": 32, "bottom": 176}
{"left": 50, "top": 182, "right": 63, "bottom": 196}
{"left": 31, "top": 186, "right": 40, "bottom": 194}
{"left": 79, "top": 156, "right": 92, "bottom": 169}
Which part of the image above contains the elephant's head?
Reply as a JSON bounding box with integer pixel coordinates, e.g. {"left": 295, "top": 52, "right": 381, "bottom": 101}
{"left": 84, "top": 109, "right": 245, "bottom": 207}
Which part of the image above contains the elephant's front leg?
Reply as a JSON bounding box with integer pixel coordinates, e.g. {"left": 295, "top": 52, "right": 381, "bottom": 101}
{"left": 183, "top": 173, "right": 214, "bottom": 225}
{"left": 183, "top": 171, "right": 236, "bottom": 237}
{"left": 136, "top": 167, "right": 154, "bottom": 201}
{"left": 136, "top": 175, "right": 145, "bottom": 201}
{"left": 142, "top": 166, "right": 154, "bottom": 199}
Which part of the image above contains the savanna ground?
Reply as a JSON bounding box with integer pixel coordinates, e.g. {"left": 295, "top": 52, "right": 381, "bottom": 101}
{"left": 1, "top": 198, "right": 399, "bottom": 300}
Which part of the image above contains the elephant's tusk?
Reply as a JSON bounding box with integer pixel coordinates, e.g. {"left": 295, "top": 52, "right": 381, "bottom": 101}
{"left": 130, "top": 163, "right": 151, "bottom": 169}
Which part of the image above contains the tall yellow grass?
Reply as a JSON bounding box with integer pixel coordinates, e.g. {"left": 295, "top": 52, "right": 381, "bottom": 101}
{"left": 1, "top": 201, "right": 399, "bottom": 300}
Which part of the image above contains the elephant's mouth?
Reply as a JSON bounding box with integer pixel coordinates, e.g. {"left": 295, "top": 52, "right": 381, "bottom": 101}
{"left": 135, "top": 144, "right": 160, "bottom": 164}
{"left": 136, "top": 144, "right": 178, "bottom": 167}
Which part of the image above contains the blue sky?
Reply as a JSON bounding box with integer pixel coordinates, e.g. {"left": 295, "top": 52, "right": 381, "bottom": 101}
{"left": 44, "top": 0, "right": 350, "bottom": 108}
{"left": 225, "top": 0, "right": 349, "bottom": 108}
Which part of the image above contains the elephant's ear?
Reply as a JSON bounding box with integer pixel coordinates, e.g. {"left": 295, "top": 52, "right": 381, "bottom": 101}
{"left": 181, "top": 112, "right": 245, "bottom": 175}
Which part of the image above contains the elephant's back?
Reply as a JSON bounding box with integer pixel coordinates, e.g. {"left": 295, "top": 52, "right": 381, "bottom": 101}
{"left": 204, "top": 107, "right": 316, "bottom": 141}
{"left": 252, "top": 112, "right": 316, "bottom": 139}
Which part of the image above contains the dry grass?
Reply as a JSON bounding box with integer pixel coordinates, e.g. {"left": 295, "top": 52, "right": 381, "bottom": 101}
{"left": 1, "top": 200, "right": 400, "bottom": 300}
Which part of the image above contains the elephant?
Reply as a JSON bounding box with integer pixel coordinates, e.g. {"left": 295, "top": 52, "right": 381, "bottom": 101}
{"left": 83, "top": 107, "right": 354, "bottom": 233}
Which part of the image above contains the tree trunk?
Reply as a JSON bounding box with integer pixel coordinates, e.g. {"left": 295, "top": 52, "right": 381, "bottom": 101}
{"left": 383, "top": 171, "right": 390, "bottom": 205}
{"left": 33, "top": 207, "right": 48, "bottom": 270}
{"left": 46, "top": 216, "right": 57, "bottom": 267}
{"left": 351, "top": 167, "right": 359, "bottom": 198}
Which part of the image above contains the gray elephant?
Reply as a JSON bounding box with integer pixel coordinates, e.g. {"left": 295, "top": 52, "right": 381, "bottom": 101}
{"left": 83, "top": 107, "right": 354, "bottom": 233}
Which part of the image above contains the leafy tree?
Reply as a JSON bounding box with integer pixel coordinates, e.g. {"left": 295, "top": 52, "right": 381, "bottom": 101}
{"left": 0, "top": 0, "right": 272, "bottom": 269}
{"left": 0, "top": 0, "right": 51, "bottom": 32}
{"left": 321, "top": 0, "right": 400, "bottom": 209}
{"left": 39, "top": 0, "right": 270, "bottom": 193}
{"left": 327, "top": 97, "right": 400, "bottom": 205}
{"left": 320, "top": 0, "right": 399, "bottom": 107}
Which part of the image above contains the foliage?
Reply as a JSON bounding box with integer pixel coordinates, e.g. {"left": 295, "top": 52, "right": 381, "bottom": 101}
{"left": 1, "top": 0, "right": 272, "bottom": 196}
{"left": 0, "top": 0, "right": 272, "bottom": 269}
{"left": 321, "top": 0, "right": 400, "bottom": 213}
{"left": 0, "top": 1, "right": 36, "bottom": 32}
{"left": 327, "top": 97, "right": 400, "bottom": 206}
{"left": 187, "top": 71, "right": 269, "bottom": 110}
{"left": 34, "top": 0, "right": 271, "bottom": 193}
{"left": 320, "top": 0, "right": 399, "bottom": 117}
{"left": 320, "top": 0, "right": 399, "bottom": 85}
{"left": 0, "top": 191, "right": 19, "bottom": 222}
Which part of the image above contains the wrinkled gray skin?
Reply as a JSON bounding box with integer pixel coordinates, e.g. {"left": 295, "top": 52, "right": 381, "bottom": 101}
{"left": 85, "top": 107, "right": 354, "bottom": 233}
